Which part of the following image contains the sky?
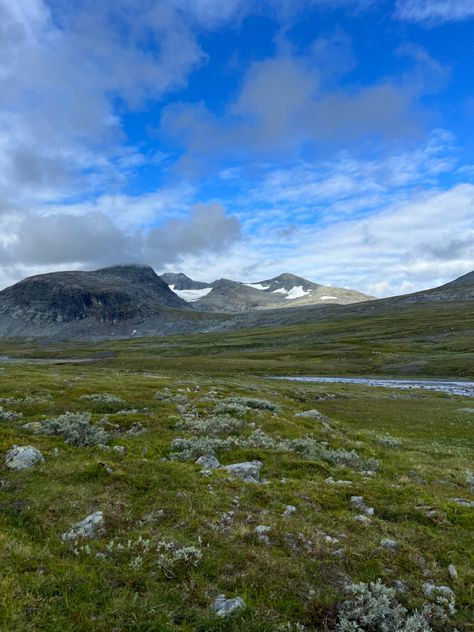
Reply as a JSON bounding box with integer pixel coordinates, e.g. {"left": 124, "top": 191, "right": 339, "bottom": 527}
{"left": 0, "top": 0, "right": 473, "bottom": 297}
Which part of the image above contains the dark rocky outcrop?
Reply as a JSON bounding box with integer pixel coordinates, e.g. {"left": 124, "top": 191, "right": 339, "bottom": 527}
{"left": 160, "top": 272, "right": 211, "bottom": 291}
{"left": 0, "top": 265, "right": 189, "bottom": 325}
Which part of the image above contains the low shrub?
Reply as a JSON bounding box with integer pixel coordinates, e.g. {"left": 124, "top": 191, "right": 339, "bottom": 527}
{"left": 37, "top": 411, "right": 109, "bottom": 447}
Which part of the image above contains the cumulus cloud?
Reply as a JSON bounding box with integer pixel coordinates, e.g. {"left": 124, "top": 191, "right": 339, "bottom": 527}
{"left": 0, "top": 0, "right": 205, "bottom": 216}
{"left": 395, "top": 0, "right": 474, "bottom": 24}
{"left": 145, "top": 203, "right": 242, "bottom": 264}
{"left": 0, "top": 203, "right": 241, "bottom": 282}
{"left": 12, "top": 212, "right": 140, "bottom": 267}
{"left": 202, "top": 184, "right": 473, "bottom": 297}
{"left": 161, "top": 42, "right": 446, "bottom": 164}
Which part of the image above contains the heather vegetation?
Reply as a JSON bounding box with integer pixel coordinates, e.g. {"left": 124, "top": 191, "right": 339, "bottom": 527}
{"left": 0, "top": 311, "right": 472, "bottom": 630}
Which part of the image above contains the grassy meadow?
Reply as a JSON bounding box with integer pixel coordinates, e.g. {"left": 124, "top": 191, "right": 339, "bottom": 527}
{"left": 0, "top": 301, "right": 473, "bottom": 630}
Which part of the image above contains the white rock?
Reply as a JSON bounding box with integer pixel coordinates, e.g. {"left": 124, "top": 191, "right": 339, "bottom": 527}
{"left": 5, "top": 445, "right": 45, "bottom": 471}
{"left": 61, "top": 511, "right": 104, "bottom": 541}
{"left": 113, "top": 445, "right": 125, "bottom": 455}
{"left": 392, "top": 580, "right": 406, "bottom": 593}
{"left": 353, "top": 514, "right": 371, "bottom": 524}
{"left": 212, "top": 595, "right": 246, "bottom": 617}
{"left": 423, "top": 582, "right": 454, "bottom": 599}
{"left": 283, "top": 505, "right": 296, "bottom": 516}
{"left": 255, "top": 524, "right": 271, "bottom": 543}
{"left": 326, "top": 476, "right": 352, "bottom": 486}
{"left": 295, "top": 409, "right": 326, "bottom": 419}
{"left": 448, "top": 564, "right": 458, "bottom": 579}
{"left": 451, "top": 497, "right": 474, "bottom": 507}
{"left": 196, "top": 455, "right": 220, "bottom": 470}
{"left": 223, "top": 461, "right": 262, "bottom": 483}
{"left": 351, "top": 496, "right": 374, "bottom": 516}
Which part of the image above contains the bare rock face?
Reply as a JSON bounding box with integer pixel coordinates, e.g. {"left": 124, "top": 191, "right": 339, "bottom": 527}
{"left": 161, "top": 272, "right": 211, "bottom": 291}
{"left": 0, "top": 265, "right": 189, "bottom": 326}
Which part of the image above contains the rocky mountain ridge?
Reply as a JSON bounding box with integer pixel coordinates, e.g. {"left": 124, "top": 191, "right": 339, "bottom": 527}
{"left": 162, "top": 271, "right": 372, "bottom": 312}
{"left": 0, "top": 265, "right": 471, "bottom": 341}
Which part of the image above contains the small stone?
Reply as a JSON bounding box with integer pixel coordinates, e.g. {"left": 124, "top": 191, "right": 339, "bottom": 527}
{"left": 332, "top": 548, "right": 345, "bottom": 558}
{"left": 392, "top": 580, "right": 406, "bottom": 593}
{"left": 113, "top": 445, "right": 125, "bottom": 455}
{"left": 423, "top": 582, "right": 454, "bottom": 599}
{"left": 448, "top": 564, "right": 458, "bottom": 579}
{"left": 212, "top": 595, "right": 246, "bottom": 617}
{"left": 223, "top": 461, "right": 262, "bottom": 483}
{"left": 326, "top": 476, "right": 352, "bottom": 486}
{"left": 381, "top": 538, "right": 399, "bottom": 551}
{"left": 283, "top": 505, "right": 297, "bottom": 517}
{"left": 255, "top": 525, "right": 271, "bottom": 543}
{"left": 196, "top": 455, "right": 220, "bottom": 470}
{"left": 295, "top": 409, "right": 327, "bottom": 420}
{"left": 351, "top": 496, "right": 374, "bottom": 516}
{"left": 99, "top": 462, "right": 113, "bottom": 474}
{"left": 353, "top": 514, "right": 371, "bottom": 524}
{"left": 451, "top": 497, "right": 474, "bottom": 508}
{"left": 5, "top": 445, "right": 45, "bottom": 471}
{"left": 61, "top": 511, "right": 104, "bottom": 541}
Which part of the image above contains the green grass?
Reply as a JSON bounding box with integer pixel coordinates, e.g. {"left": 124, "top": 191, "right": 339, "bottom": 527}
{"left": 0, "top": 302, "right": 473, "bottom": 630}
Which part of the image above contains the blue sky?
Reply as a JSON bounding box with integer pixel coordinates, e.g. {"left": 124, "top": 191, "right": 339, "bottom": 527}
{"left": 0, "top": 0, "right": 473, "bottom": 296}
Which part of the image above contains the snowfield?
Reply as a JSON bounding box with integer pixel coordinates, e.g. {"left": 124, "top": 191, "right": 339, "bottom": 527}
{"left": 272, "top": 286, "right": 311, "bottom": 300}
{"left": 245, "top": 283, "right": 270, "bottom": 290}
{"left": 320, "top": 295, "right": 338, "bottom": 301}
{"left": 169, "top": 286, "right": 213, "bottom": 302}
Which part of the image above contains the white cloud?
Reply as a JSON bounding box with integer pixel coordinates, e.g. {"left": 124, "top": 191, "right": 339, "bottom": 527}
{"left": 161, "top": 43, "right": 447, "bottom": 164}
{"left": 0, "top": 0, "right": 205, "bottom": 216}
{"left": 396, "top": 0, "right": 474, "bottom": 24}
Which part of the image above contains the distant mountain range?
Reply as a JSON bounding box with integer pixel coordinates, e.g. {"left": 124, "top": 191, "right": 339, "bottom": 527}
{"left": 161, "top": 271, "right": 372, "bottom": 311}
{"left": 0, "top": 264, "right": 471, "bottom": 340}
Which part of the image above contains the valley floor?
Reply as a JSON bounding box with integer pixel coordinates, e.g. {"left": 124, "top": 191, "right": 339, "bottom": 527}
{"left": 0, "top": 309, "right": 473, "bottom": 630}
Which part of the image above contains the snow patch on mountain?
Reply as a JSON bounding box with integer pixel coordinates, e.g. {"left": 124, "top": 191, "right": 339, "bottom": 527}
{"left": 272, "top": 286, "right": 311, "bottom": 300}
{"left": 245, "top": 283, "right": 270, "bottom": 291}
{"left": 320, "top": 295, "right": 338, "bottom": 300}
{"left": 169, "top": 286, "right": 213, "bottom": 302}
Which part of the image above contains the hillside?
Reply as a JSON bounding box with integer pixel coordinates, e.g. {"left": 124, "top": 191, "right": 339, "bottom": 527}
{"left": 164, "top": 271, "right": 373, "bottom": 312}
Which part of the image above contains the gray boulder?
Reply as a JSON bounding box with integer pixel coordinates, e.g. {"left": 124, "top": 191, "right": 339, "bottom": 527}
{"left": 223, "top": 461, "right": 262, "bottom": 483}
{"left": 5, "top": 445, "right": 45, "bottom": 471}
{"left": 381, "top": 538, "right": 399, "bottom": 551}
{"left": 61, "top": 511, "right": 104, "bottom": 541}
{"left": 196, "top": 455, "right": 220, "bottom": 470}
{"left": 212, "top": 595, "right": 246, "bottom": 617}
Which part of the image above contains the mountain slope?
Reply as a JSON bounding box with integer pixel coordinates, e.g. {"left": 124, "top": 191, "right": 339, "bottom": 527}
{"left": 0, "top": 265, "right": 217, "bottom": 339}
{"left": 168, "top": 271, "right": 373, "bottom": 312}
{"left": 160, "top": 272, "right": 211, "bottom": 291}
{"left": 0, "top": 266, "right": 471, "bottom": 341}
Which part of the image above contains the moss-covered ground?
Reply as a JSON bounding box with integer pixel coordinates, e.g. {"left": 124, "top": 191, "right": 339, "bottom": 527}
{"left": 0, "top": 302, "right": 473, "bottom": 630}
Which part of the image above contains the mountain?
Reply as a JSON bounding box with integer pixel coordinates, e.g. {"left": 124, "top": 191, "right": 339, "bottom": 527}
{"left": 390, "top": 270, "right": 474, "bottom": 303}
{"left": 0, "top": 265, "right": 222, "bottom": 339}
{"left": 160, "top": 272, "right": 211, "bottom": 291}
{"left": 193, "top": 278, "right": 283, "bottom": 312}
{"left": 247, "top": 272, "right": 372, "bottom": 307}
{"left": 160, "top": 272, "right": 215, "bottom": 303}
{"left": 162, "top": 271, "right": 373, "bottom": 312}
{"left": 0, "top": 265, "right": 471, "bottom": 341}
